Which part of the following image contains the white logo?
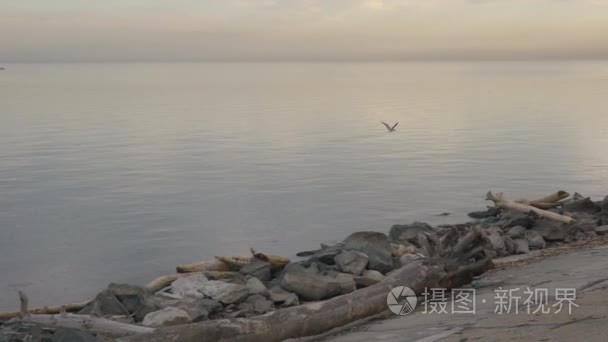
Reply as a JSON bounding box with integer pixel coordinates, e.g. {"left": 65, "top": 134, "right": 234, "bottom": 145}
{"left": 387, "top": 286, "right": 417, "bottom": 315}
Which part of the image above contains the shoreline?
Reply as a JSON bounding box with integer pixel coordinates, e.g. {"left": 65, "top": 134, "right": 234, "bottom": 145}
{"left": 2, "top": 190, "right": 608, "bottom": 341}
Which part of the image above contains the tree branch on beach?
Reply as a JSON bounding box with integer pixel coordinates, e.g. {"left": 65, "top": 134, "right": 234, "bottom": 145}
{"left": 487, "top": 191, "right": 575, "bottom": 224}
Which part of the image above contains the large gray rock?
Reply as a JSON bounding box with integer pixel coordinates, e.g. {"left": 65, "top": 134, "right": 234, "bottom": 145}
{"left": 595, "top": 225, "right": 608, "bottom": 235}
{"left": 525, "top": 230, "right": 547, "bottom": 249}
{"left": 512, "top": 239, "right": 530, "bottom": 254}
{"left": 334, "top": 250, "right": 368, "bottom": 275}
{"left": 280, "top": 264, "right": 341, "bottom": 301}
{"left": 78, "top": 289, "right": 130, "bottom": 317}
{"left": 243, "top": 294, "right": 274, "bottom": 314}
{"left": 563, "top": 197, "right": 600, "bottom": 215}
{"left": 503, "top": 236, "right": 515, "bottom": 255}
{"left": 342, "top": 231, "right": 394, "bottom": 273}
{"left": 389, "top": 222, "right": 435, "bottom": 243}
{"left": 52, "top": 328, "right": 96, "bottom": 342}
{"left": 354, "top": 270, "right": 385, "bottom": 288}
{"left": 199, "top": 280, "right": 249, "bottom": 304}
{"left": 170, "top": 274, "right": 209, "bottom": 298}
{"left": 330, "top": 272, "right": 357, "bottom": 294}
{"left": 142, "top": 307, "right": 191, "bottom": 327}
{"left": 175, "top": 298, "right": 221, "bottom": 321}
{"left": 245, "top": 277, "right": 268, "bottom": 295}
{"left": 239, "top": 259, "right": 271, "bottom": 281}
{"left": 307, "top": 245, "right": 343, "bottom": 265}
{"left": 484, "top": 228, "right": 508, "bottom": 256}
{"left": 531, "top": 220, "right": 569, "bottom": 241}
{"left": 268, "top": 286, "right": 300, "bottom": 307}
{"left": 506, "top": 225, "right": 526, "bottom": 239}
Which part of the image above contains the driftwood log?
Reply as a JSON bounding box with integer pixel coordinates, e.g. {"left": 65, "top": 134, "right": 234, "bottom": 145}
{"left": 515, "top": 190, "right": 571, "bottom": 209}
{"left": 176, "top": 248, "right": 290, "bottom": 273}
{"left": 487, "top": 191, "right": 575, "bottom": 224}
{"left": 12, "top": 291, "right": 154, "bottom": 338}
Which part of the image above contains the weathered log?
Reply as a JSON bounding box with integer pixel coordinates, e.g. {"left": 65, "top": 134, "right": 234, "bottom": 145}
{"left": 145, "top": 271, "right": 240, "bottom": 293}
{"left": 176, "top": 249, "right": 290, "bottom": 273}
{"left": 519, "top": 190, "right": 570, "bottom": 206}
{"left": 487, "top": 191, "right": 575, "bottom": 224}
{"left": 12, "top": 292, "right": 154, "bottom": 338}
{"left": 0, "top": 300, "right": 91, "bottom": 320}
{"left": 120, "top": 256, "right": 491, "bottom": 342}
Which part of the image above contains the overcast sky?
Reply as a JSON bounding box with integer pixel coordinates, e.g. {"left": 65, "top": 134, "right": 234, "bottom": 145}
{"left": 2, "top": 0, "right": 608, "bottom": 62}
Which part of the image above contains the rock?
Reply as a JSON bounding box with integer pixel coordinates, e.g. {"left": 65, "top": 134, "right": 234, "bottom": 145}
{"left": 308, "top": 245, "right": 343, "bottom": 265}
{"left": 354, "top": 270, "right": 384, "bottom": 288}
{"left": 468, "top": 207, "right": 501, "bottom": 219}
{"left": 388, "top": 222, "right": 435, "bottom": 243}
{"left": 244, "top": 294, "right": 274, "bottom": 314}
{"left": 525, "top": 230, "right": 547, "bottom": 249}
{"left": 170, "top": 274, "right": 209, "bottom": 297}
{"left": 239, "top": 259, "right": 271, "bottom": 281}
{"left": 199, "top": 280, "right": 249, "bottom": 304}
{"left": 280, "top": 264, "right": 341, "bottom": 301}
{"left": 595, "top": 225, "right": 608, "bottom": 235}
{"left": 575, "top": 231, "right": 586, "bottom": 240}
{"left": 512, "top": 239, "right": 530, "bottom": 254}
{"left": 563, "top": 197, "right": 600, "bottom": 215}
{"left": 334, "top": 250, "right": 368, "bottom": 275}
{"left": 330, "top": 272, "right": 357, "bottom": 294}
{"left": 268, "top": 286, "right": 300, "bottom": 307}
{"left": 484, "top": 228, "right": 508, "bottom": 256}
{"left": 79, "top": 289, "right": 130, "bottom": 316}
{"left": 568, "top": 217, "right": 598, "bottom": 232}
{"left": 531, "top": 220, "right": 569, "bottom": 241}
{"left": 342, "top": 231, "right": 394, "bottom": 273}
{"left": 506, "top": 225, "right": 526, "bottom": 239}
{"left": 586, "top": 231, "right": 598, "bottom": 238}
{"left": 502, "top": 212, "right": 537, "bottom": 229}
{"left": 174, "top": 298, "right": 221, "bottom": 321}
{"left": 503, "top": 236, "right": 515, "bottom": 255}
{"left": 142, "top": 307, "right": 192, "bottom": 327}
{"left": 398, "top": 253, "right": 424, "bottom": 267}
{"left": 246, "top": 277, "right": 268, "bottom": 295}
{"left": 52, "top": 328, "right": 96, "bottom": 342}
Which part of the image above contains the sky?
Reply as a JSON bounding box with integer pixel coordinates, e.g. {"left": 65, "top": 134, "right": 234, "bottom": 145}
{"left": 1, "top": 0, "right": 608, "bottom": 62}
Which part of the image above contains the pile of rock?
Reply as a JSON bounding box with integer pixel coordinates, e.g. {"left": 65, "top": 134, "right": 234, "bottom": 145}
{"left": 3, "top": 192, "right": 608, "bottom": 341}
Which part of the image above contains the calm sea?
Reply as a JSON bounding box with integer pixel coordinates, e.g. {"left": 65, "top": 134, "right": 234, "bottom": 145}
{"left": 1, "top": 62, "right": 608, "bottom": 309}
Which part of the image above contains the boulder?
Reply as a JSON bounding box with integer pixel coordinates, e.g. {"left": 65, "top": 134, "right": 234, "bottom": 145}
{"left": 506, "top": 225, "right": 526, "bottom": 239}
{"left": 595, "top": 225, "right": 608, "bottom": 235}
{"left": 562, "top": 197, "right": 600, "bottom": 215}
{"left": 78, "top": 289, "right": 130, "bottom": 317}
{"left": 268, "top": 286, "right": 299, "bottom": 307}
{"left": 239, "top": 259, "right": 271, "bottom": 281}
{"left": 52, "top": 328, "right": 96, "bottom": 342}
{"left": 244, "top": 294, "right": 274, "bottom": 314}
{"left": 280, "top": 264, "right": 341, "bottom": 301}
{"left": 245, "top": 277, "right": 268, "bottom": 295}
{"left": 170, "top": 274, "right": 209, "bottom": 298}
{"left": 468, "top": 207, "right": 501, "bottom": 219}
{"left": 503, "top": 236, "right": 515, "bottom": 255}
{"left": 484, "top": 228, "right": 508, "bottom": 256}
{"left": 501, "top": 212, "right": 538, "bottom": 229}
{"left": 199, "top": 281, "right": 249, "bottom": 304}
{"left": 342, "top": 231, "right": 394, "bottom": 273}
{"left": 142, "top": 307, "right": 191, "bottom": 327}
{"left": 354, "top": 270, "right": 384, "bottom": 288}
{"left": 512, "top": 239, "right": 530, "bottom": 254}
{"left": 388, "top": 222, "right": 435, "bottom": 244}
{"left": 330, "top": 272, "right": 357, "bottom": 294}
{"left": 531, "top": 220, "right": 569, "bottom": 241}
{"left": 307, "top": 245, "right": 343, "bottom": 265}
{"left": 525, "top": 230, "right": 547, "bottom": 249}
{"left": 176, "top": 298, "right": 221, "bottom": 321}
{"left": 334, "top": 251, "right": 368, "bottom": 275}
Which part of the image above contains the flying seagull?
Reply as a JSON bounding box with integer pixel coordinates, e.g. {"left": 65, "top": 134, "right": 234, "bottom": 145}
{"left": 381, "top": 121, "right": 399, "bottom": 132}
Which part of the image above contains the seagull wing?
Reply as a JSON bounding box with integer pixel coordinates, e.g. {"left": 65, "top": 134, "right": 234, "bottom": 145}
{"left": 391, "top": 122, "right": 399, "bottom": 130}
{"left": 380, "top": 121, "right": 392, "bottom": 131}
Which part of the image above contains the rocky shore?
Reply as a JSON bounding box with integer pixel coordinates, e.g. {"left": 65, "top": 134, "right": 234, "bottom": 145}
{"left": 2, "top": 191, "right": 608, "bottom": 341}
